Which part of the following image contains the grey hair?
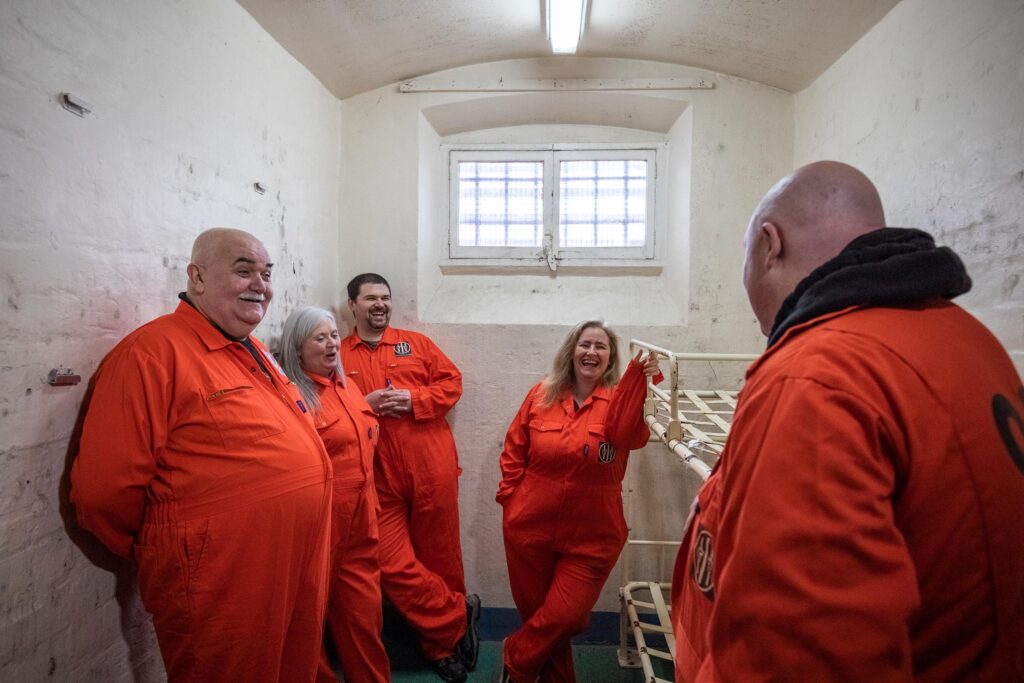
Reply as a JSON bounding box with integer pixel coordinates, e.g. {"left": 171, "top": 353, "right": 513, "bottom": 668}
{"left": 540, "top": 319, "right": 622, "bottom": 406}
{"left": 280, "top": 305, "right": 341, "bottom": 414}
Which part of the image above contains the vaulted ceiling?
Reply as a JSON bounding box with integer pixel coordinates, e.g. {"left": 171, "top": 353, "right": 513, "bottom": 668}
{"left": 236, "top": 0, "right": 900, "bottom": 100}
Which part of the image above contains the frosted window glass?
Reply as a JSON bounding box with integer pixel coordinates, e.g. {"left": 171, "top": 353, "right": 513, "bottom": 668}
{"left": 560, "top": 160, "right": 647, "bottom": 248}
{"left": 457, "top": 162, "right": 544, "bottom": 247}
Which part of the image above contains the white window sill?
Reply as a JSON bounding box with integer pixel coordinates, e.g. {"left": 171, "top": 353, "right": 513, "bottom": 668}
{"left": 439, "top": 258, "right": 663, "bottom": 276}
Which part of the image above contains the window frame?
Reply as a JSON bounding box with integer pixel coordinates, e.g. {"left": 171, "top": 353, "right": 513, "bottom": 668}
{"left": 553, "top": 148, "right": 656, "bottom": 260}
{"left": 448, "top": 149, "right": 554, "bottom": 259}
{"left": 445, "top": 143, "right": 663, "bottom": 265}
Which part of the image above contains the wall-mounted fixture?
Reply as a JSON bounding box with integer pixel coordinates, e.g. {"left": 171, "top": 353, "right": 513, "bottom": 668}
{"left": 546, "top": 0, "right": 588, "bottom": 54}
{"left": 48, "top": 367, "right": 82, "bottom": 386}
{"left": 253, "top": 182, "right": 267, "bottom": 195}
{"left": 60, "top": 92, "right": 93, "bottom": 117}
{"left": 400, "top": 77, "right": 715, "bottom": 93}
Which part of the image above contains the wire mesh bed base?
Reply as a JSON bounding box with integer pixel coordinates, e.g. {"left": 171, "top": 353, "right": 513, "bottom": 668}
{"left": 618, "top": 341, "right": 757, "bottom": 681}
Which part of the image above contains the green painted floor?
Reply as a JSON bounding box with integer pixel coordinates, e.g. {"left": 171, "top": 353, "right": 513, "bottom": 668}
{"left": 330, "top": 606, "right": 677, "bottom": 682}
{"left": 389, "top": 641, "right": 659, "bottom": 682}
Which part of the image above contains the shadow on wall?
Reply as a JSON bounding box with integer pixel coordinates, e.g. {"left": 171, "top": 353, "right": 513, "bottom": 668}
{"left": 58, "top": 370, "right": 160, "bottom": 680}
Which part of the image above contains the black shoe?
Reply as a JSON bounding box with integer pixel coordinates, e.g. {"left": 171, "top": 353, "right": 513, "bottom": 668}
{"left": 430, "top": 655, "right": 468, "bottom": 683}
{"left": 458, "top": 593, "right": 481, "bottom": 671}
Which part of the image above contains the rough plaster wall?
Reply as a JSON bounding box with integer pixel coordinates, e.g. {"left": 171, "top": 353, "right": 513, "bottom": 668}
{"left": 339, "top": 58, "right": 792, "bottom": 610}
{"left": 794, "top": 0, "right": 1024, "bottom": 373}
{"left": 0, "top": 1, "right": 341, "bottom": 680}
{"left": 416, "top": 113, "right": 445, "bottom": 310}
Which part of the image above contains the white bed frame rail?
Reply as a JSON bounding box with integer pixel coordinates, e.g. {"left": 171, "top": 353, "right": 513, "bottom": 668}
{"left": 618, "top": 341, "right": 757, "bottom": 681}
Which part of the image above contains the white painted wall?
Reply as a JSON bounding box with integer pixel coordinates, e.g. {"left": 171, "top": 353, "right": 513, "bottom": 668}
{"left": 5, "top": 0, "right": 1020, "bottom": 678}
{"left": 0, "top": 0, "right": 341, "bottom": 680}
{"left": 794, "top": 0, "right": 1024, "bottom": 372}
{"left": 338, "top": 57, "right": 791, "bottom": 610}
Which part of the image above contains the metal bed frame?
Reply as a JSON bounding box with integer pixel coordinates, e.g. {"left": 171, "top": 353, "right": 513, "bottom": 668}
{"left": 617, "top": 340, "right": 757, "bottom": 682}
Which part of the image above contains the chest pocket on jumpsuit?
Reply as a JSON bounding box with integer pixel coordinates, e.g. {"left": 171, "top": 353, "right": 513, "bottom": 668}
{"left": 386, "top": 357, "right": 428, "bottom": 388}
{"left": 314, "top": 411, "right": 353, "bottom": 456}
{"left": 315, "top": 411, "right": 336, "bottom": 431}
{"left": 528, "top": 419, "right": 566, "bottom": 461}
{"left": 205, "top": 385, "right": 286, "bottom": 443}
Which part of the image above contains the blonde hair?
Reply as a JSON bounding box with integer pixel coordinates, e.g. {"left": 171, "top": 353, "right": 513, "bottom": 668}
{"left": 540, "top": 320, "right": 622, "bottom": 406}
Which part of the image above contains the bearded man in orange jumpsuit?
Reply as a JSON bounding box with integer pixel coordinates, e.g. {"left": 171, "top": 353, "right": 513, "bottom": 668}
{"left": 339, "top": 273, "right": 480, "bottom": 683}
{"left": 671, "top": 162, "right": 1024, "bottom": 681}
{"left": 71, "top": 228, "right": 333, "bottom": 682}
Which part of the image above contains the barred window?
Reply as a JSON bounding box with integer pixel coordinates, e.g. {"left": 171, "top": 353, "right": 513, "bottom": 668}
{"left": 559, "top": 159, "right": 648, "bottom": 248}
{"left": 448, "top": 147, "right": 657, "bottom": 264}
{"left": 458, "top": 161, "right": 544, "bottom": 247}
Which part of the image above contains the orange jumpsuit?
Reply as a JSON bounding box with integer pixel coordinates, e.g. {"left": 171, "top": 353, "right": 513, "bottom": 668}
{"left": 340, "top": 326, "right": 466, "bottom": 661}
{"left": 308, "top": 371, "right": 390, "bottom": 683}
{"left": 672, "top": 303, "right": 1024, "bottom": 682}
{"left": 71, "top": 301, "right": 333, "bottom": 683}
{"left": 497, "top": 360, "right": 651, "bottom": 683}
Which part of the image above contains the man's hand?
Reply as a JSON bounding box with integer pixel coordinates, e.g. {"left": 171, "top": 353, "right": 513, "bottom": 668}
{"left": 375, "top": 388, "right": 413, "bottom": 417}
{"left": 364, "top": 388, "right": 389, "bottom": 413}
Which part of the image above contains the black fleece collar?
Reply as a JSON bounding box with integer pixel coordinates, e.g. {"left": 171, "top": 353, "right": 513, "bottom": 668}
{"left": 767, "top": 228, "right": 972, "bottom": 347}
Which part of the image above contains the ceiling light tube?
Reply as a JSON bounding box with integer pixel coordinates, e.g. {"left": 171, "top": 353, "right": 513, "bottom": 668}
{"left": 547, "top": 0, "right": 587, "bottom": 54}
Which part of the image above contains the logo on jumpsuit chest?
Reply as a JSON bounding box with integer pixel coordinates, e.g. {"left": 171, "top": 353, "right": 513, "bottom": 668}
{"left": 691, "top": 524, "right": 715, "bottom": 601}
{"left": 597, "top": 441, "right": 616, "bottom": 464}
{"left": 393, "top": 342, "right": 412, "bottom": 357}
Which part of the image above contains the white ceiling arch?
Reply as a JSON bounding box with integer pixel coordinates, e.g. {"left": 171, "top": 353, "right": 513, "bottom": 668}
{"left": 421, "top": 90, "right": 689, "bottom": 136}
{"left": 236, "top": 0, "right": 901, "bottom": 100}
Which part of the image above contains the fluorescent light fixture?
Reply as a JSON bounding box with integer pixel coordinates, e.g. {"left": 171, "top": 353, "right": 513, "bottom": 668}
{"left": 546, "top": 0, "right": 588, "bottom": 54}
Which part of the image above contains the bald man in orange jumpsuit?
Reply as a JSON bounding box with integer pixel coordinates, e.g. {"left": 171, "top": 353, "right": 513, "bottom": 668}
{"left": 71, "top": 228, "right": 333, "bottom": 682}
{"left": 671, "top": 162, "right": 1024, "bottom": 681}
{"left": 339, "top": 273, "right": 479, "bottom": 683}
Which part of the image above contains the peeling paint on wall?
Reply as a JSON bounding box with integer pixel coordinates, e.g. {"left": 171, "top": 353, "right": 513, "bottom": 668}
{"left": 0, "top": 0, "right": 341, "bottom": 679}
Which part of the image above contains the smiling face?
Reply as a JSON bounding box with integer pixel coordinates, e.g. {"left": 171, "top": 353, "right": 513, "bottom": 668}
{"left": 300, "top": 317, "right": 341, "bottom": 377}
{"left": 573, "top": 325, "right": 611, "bottom": 386}
{"left": 348, "top": 283, "right": 392, "bottom": 339}
{"left": 188, "top": 230, "right": 273, "bottom": 339}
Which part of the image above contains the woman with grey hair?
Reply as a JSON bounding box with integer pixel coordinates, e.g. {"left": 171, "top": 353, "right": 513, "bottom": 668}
{"left": 279, "top": 306, "right": 390, "bottom": 683}
{"left": 496, "top": 320, "right": 660, "bottom": 683}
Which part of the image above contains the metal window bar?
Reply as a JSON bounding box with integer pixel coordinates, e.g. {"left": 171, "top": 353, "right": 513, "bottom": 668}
{"left": 458, "top": 162, "right": 543, "bottom": 247}
{"left": 559, "top": 160, "right": 646, "bottom": 247}
{"left": 592, "top": 160, "right": 599, "bottom": 246}
{"left": 618, "top": 341, "right": 758, "bottom": 680}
